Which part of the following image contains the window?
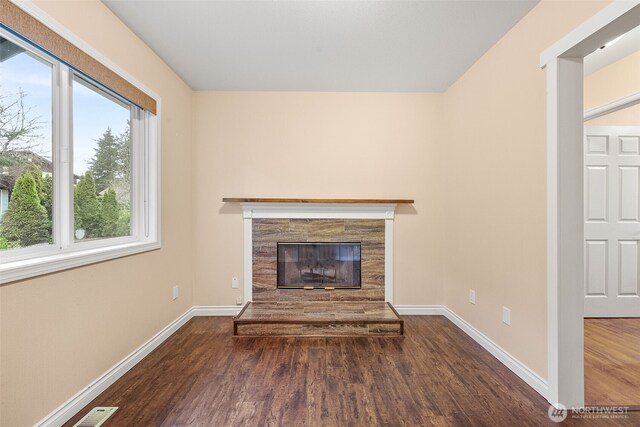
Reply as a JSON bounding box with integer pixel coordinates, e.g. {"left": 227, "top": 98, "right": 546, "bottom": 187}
{"left": 73, "top": 76, "right": 132, "bottom": 242}
{"left": 0, "top": 28, "right": 159, "bottom": 283}
{"left": 0, "top": 35, "right": 54, "bottom": 250}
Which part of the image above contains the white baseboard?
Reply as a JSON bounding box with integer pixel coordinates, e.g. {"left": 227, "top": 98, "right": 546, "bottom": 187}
{"left": 36, "top": 304, "right": 548, "bottom": 426}
{"left": 35, "top": 308, "right": 195, "bottom": 427}
{"left": 192, "top": 305, "right": 242, "bottom": 316}
{"left": 394, "top": 305, "right": 446, "bottom": 315}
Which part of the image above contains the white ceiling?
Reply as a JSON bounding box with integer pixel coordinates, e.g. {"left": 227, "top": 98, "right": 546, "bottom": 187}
{"left": 103, "top": 0, "right": 539, "bottom": 92}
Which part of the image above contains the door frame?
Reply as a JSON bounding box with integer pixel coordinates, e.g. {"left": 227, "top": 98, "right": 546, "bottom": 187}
{"left": 541, "top": 0, "right": 640, "bottom": 408}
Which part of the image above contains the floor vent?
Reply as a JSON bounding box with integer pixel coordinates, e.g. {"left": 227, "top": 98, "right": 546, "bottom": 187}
{"left": 73, "top": 407, "right": 118, "bottom": 427}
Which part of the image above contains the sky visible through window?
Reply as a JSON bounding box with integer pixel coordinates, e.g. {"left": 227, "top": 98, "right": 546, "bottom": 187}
{"left": 1, "top": 46, "right": 129, "bottom": 175}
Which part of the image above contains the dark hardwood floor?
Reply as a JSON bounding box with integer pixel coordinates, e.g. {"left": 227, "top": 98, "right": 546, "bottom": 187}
{"left": 64, "top": 316, "right": 640, "bottom": 426}
{"left": 585, "top": 318, "right": 640, "bottom": 406}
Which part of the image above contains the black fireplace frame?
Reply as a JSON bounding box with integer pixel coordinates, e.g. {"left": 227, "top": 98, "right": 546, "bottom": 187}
{"left": 276, "top": 242, "right": 362, "bottom": 290}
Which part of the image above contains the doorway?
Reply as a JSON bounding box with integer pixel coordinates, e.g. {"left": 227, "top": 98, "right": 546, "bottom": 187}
{"left": 542, "top": 1, "right": 640, "bottom": 409}
{"left": 582, "top": 43, "right": 640, "bottom": 402}
{"left": 583, "top": 121, "right": 640, "bottom": 405}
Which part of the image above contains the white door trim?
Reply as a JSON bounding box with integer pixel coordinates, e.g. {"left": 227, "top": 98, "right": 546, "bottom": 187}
{"left": 240, "top": 202, "right": 398, "bottom": 304}
{"left": 541, "top": 0, "right": 640, "bottom": 408}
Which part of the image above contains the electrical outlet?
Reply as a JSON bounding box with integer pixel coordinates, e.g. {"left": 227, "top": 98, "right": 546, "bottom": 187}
{"left": 172, "top": 285, "right": 179, "bottom": 300}
{"left": 231, "top": 276, "right": 240, "bottom": 289}
{"left": 469, "top": 289, "right": 476, "bottom": 305}
{"left": 502, "top": 307, "right": 511, "bottom": 325}
{"left": 236, "top": 296, "right": 243, "bottom": 305}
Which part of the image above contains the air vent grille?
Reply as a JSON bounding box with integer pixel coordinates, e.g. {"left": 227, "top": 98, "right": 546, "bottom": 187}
{"left": 73, "top": 407, "right": 118, "bottom": 427}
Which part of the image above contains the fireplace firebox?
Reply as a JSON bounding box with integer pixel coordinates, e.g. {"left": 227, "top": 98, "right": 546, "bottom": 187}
{"left": 277, "top": 242, "right": 361, "bottom": 289}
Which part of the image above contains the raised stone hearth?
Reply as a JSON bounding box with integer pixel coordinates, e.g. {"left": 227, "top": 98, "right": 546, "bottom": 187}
{"left": 233, "top": 301, "right": 403, "bottom": 337}
{"left": 225, "top": 198, "right": 412, "bottom": 337}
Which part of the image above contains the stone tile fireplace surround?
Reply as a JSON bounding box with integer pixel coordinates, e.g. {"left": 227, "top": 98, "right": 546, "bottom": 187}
{"left": 253, "top": 218, "right": 384, "bottom": 302}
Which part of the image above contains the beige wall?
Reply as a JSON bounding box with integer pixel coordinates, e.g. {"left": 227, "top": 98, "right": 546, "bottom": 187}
{"left": 191, "top": 92, "right": 445, "bottom": 307}
{"left": 585, "top": 103, "right": 640, "bottom": 126}
{"left": 441, "top": 0, "right": 608, "bottom": 378}
{"left": 0, "top": 2, "right": 194, "bottom": 426}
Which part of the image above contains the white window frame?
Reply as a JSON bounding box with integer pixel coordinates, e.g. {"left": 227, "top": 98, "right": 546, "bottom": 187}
{"left": 0, "top": 23, "right": 160, "bottom": 284}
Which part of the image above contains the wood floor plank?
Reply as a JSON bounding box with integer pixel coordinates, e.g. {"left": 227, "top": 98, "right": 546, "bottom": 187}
{"left": 585, "top": 318, "right": 640, "bottom": 406}
{"left": 63, "top": 316, "right": 640, "bottom": 426}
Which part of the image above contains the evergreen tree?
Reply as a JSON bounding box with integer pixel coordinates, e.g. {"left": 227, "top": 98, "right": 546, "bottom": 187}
{"left": 42, "top": 174, "right": 53, "bottom": 222}
{"left": 22, "top": 163, "right": 43, "bottom": 201}
{"left": 41, "top": 174, "right": 53, "bottom": 235}
{"left": 0, "top": 172, "right": 50, "bottom": 246}
{"left": 74, "top": 172, "right": 101, "bottom": 238}
{"left": 114, "top": 123, "right": 131, "bottom": 206}
{"left": 88, "top": 128, "right": 119, "bottom": 193}
{"left": 87, "top": 124, "right": 132, "bottom": 207}
{"left": 100, "top": 189, "right": 119, "bottom": 237}
{"left": 116, "top": 207, "right": 130, "bottom": 237}
{"left": 21, "top": 164, "right": 52, "bottom": 235}
{"left": 117, "top": 122, "right": 131, "bottom": 180}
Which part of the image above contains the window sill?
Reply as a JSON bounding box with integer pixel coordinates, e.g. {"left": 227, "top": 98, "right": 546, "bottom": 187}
{"left": 0, "top": 241, "right": 160, "bottom": 285}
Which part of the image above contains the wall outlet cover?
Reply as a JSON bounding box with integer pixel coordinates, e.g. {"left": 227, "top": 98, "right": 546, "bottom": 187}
{"left": 469, "top": 289, "right": 476, "bottom": 305}
{"left": 502, "top": 307, "right": 511, "bottom": 325}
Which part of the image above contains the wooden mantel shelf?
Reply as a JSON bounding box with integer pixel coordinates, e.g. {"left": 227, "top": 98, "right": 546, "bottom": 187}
{"left": 222, "top": 198, "right": 414, "bottom": 204}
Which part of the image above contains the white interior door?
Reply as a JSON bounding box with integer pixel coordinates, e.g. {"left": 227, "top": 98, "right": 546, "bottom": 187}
{"left": 584, "top": 126, "right": 640, "bottom": 317}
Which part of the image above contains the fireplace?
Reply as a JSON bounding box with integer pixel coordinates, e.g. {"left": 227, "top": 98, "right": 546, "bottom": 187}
{"left": 227, "top": 198, "right": 411, "bottom": 337}
{"left": 277, "top": 242, "right": 361, "bottom": 289}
